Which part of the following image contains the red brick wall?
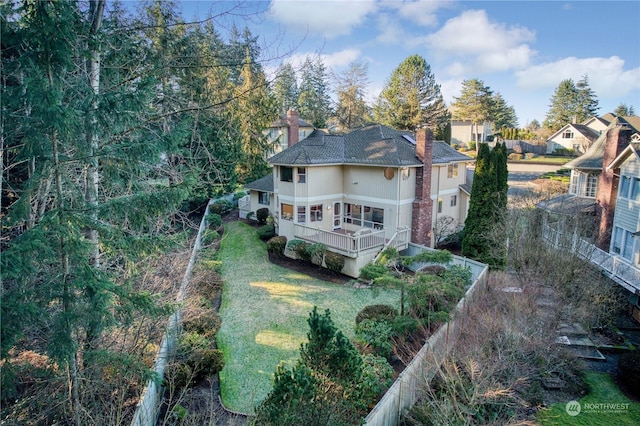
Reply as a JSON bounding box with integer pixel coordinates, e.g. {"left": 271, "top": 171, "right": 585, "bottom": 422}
{"left": 595, "top": 125, "right": 631, "bottom": 249}
{"left": 411, "top": 128, "right": 434, "bottom": 246}
{"left": 287, "top": 110, "right": 299, "bottom": 147}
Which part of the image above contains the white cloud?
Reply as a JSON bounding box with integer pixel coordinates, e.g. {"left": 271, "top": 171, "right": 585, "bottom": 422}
{"left": 320, "top": 49, "right": 362, "bottom": 69}
{"left": 439, "top": 77, "right": 465, "bottom": 105}
{"left": 391, "top": 0, "right": 451, "bottom": 27}
{"left": 424, "top": 9, "right": 536, "bottom": 74}
{"left": 515, "top": 56, "right": 640, "bottom": 99}
{"left": 269, "top": 0, "right": 378, "bottom": 38}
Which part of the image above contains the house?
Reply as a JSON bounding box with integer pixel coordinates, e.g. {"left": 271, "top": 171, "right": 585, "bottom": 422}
{"left": 607, "top": 139, "right": 640, "bottom": 267}
{"left": 263, "top": 110, "right": 315, "bottom": 156}
{"left": 544, "top": 114, "right": 640, "bottom": 155}
{"left": 450, "top": 119, "right": 493, "bottom": 147}
{"left": 545, "top": 122, "right": 601, "bottom": 155}
{"left": 241, "top": 124, "right": 474, "bottom": 277}
{"left": 538, "top": 117, "right": 637, "bottom": 248}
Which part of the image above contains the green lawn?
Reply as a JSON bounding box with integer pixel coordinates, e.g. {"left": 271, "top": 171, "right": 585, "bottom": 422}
{"left": 215, "top": 221, "right": 400, "bottom": 413}
{"left": 538, "top": 372, "right": 640, "bottom": 425}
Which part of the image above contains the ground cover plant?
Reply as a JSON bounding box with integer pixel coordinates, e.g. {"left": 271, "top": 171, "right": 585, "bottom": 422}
{"left": 538, "top": 372, "right": 640, "bottom": 426}
{"left": 215, "top": 221, "right": 399, "bottom": 413}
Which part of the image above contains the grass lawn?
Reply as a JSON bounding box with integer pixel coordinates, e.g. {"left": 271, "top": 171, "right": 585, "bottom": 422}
{"left": 215, "top": 221, "right": 400, "bottom": 414}
{"left": 512, "top": 155, "right": 573, "bottom": 164}
{"left": 538, "top": 372, "right": 640, "bottom": 425}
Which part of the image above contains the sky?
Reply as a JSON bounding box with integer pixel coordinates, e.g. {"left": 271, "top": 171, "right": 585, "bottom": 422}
{"left": 173, "top": 0, "right": 640, "bottom": 126}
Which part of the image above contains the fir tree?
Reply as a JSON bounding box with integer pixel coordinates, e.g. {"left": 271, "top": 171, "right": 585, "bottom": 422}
{"left": 273, "top": 62, "right": 299, "bottom": 115}
{"left": 374, "top": 54, "right": 449, "bottom": 131}
{"left": 333, "top": 60, "right": 371, "bottom": 131}
{"left": 298, "top": 56, "right": 332, "bottom": 128}
{"left": 451, "top": 78, "right": 494, "bottom": 143}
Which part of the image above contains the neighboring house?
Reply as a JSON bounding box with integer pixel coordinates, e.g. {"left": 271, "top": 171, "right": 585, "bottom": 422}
{"left": 450, "top": 119, "right": 493, "bottom": 146}
{"left": 241, "top": 124, "right": 474, "bottom": 277}
{"left": 545, "top": 123, "right": 601, "bottom": 155}
{"left": 607, "top": 140, "right": 640, "bottom": 267}
{"left": 264, "top": 110, "right": 315, "bottom": 156}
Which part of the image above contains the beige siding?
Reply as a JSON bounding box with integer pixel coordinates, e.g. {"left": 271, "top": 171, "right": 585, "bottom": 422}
{"left": 613, "top": 157, "right": 640, "bottom": 231}
{"left": 430, "top": 164, "right": 467, "bottom": 237}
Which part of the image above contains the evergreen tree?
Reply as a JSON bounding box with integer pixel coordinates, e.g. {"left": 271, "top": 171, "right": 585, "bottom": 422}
{"left": 543, "top": 77, "right": 599, "bottom": 132}
{"left": 298, "top": 56, "right": 332, "bottom": 128}
{"left": 255, "top": 307, "right": 366, "bottom": 425}
{"left": 273, "top": 62, "right": 299, "bottom": 115}
{"left": 333, "top": 60, "right": 371, "bottom": 131}
{"left": 491, "top": 92, "right": 518, "bottom": 130}
{"left": 451, "top": 78, "right": 494, "bottom": 143}
{"left": 576, "top": 74, "right": 599, "bottom": 119}
{"left": 614, "top": 103, "right": 635, "bottom": 117}
{"left": 462, "top": 143, "right": 501, "bottom": 264}
{"left": 374, "top": 54, "right": 449, "bottom": 131}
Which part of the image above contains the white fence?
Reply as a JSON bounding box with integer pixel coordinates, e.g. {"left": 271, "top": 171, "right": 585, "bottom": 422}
{"left": 542, "top": 223, "right": 640, "bottom": 294}
{"left": 130, "top": 199, "right": 214, "bottom": 426}
{"left": 364, "top": 246, "right": 489, "bottom": 426}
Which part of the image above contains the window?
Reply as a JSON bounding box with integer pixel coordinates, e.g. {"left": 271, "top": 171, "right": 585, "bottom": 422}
{"left": 344, "top": 203, "right": 384, "bottom": 228}
{"left": 586, "top": 173, "right": 598, "bottom": 197}
{"left": 447, "top": 163, "right": 459, "bottom": 178}
{"left": 620, "top": 176, "right": 631, "bottom": 198}
{"left": 450, "top": 195, "right": 457, "bottom": 207}
{"left": 569, "top": 172, "right": 578, "bottom": 195}
{"left": 562, "top": 130, "right": 574, "bottom": 139}
{"left": 345, "top": 203, "right": 362, "bottom": 226}
{"left": 612, "top": 227, "right": 623, "bottom": 254}
{"left": 297, "top": 206, "right": 306, "bottom": 223}
{"left": 297, "top": 167, "right": 306, "bottom": 183}
{"left": 258, "top": 192, "right": 270, "bottom": 205}
{"left": 310, "top": 204, "right": 323, "bottom": 222}
{"left": 281, "top": 166, "right": 293, "bottom": 182}
{"left": 281, "top": 203, "right": 293, "bottom": 220}
{"left": 631, "top": 177, "right": 640, "bottom": 201}
{"left": 437, "top": 198, "right": 443, "bottom": 213}
{"left": 622, "top": 231, "right": 635, "bottom": 261}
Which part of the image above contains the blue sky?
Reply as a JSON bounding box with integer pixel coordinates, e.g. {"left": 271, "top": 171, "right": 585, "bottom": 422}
{"left": 172, "top": 1, "right": 640, "bottom": 126}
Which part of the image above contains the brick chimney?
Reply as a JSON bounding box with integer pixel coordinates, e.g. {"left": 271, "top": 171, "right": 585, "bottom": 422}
{"left": 411, "top": 128, "right": 434, "bottom": 246}
{"left": 595, "top": 123, "right": 631, "bottom": 249}
{"left": 287, "top": 109, "right": 299, "bottom": 147}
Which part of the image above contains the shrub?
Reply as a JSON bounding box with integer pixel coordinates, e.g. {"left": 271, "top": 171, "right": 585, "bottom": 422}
{"left": 357, "top": 354, "right": 395, "bottom": 406}
{"left": 356, "top": 304, "right": 398, "bottom": 325}
{"left": 233, "top": 191, "right": 247, "bottom": 200}
{"left": 359, "top": 264, "right": 389, "bottom": 282}
{"left": 524, "top": 152, "right": 536, "bottom": 159}
{"left": 246, "top": 211, "right": 255, "bottom": 220}
{"left": 257, "top": 224, "right": 276, "bottom": 241}
{"left": 206, "top": 213, "right": 222, "bottom": 229}
{"left": 288, "top": 239, "right": 311, "bottom": 262}
{"left": 267, "top": 236, "right": 287, "bottom": 257}
{"left": 201, "top": 229, "right": 219, "bottom": 246}
{"left": 210, "top": 199, "right": 232, "bottom": 215}
{"left": 355, "top": 319, "right": 394, "bottom": 359}
{"left": 467, "top": 141, "right": 476, "bottom": 151}
{"left": 324, "top": 251, "right": 345, "bottom": 273}
{"left": 306, "top": 243, "right": 326, "bottom": 266}
{"left": 182, "top": 312, "right": 221, "bottom": 339}
{"left": 407, "top": 274, "right": 466, "bottom": 318}
{"left": 256, "top": 207, "right": 269, "bottom": 224}
{"left": 508, "top": 153, "right": 523, "bottom": 160}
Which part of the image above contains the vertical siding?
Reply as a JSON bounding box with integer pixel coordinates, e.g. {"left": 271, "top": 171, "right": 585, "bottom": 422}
{"left": 613, "top": 158, "right": 640, "bottom": 231}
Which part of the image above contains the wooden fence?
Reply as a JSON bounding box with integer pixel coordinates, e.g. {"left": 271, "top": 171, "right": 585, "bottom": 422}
{"left": 364, "top": 245, "right": 489, "bottom": 425}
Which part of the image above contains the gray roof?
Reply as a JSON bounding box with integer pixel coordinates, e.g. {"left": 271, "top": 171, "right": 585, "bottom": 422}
{"left": 537, "top": 194, "right": 596, "bottom": 215}
{"left": 244, "top": 174, "right": 273, "bottom": 192}
{"left": 564, "top": 118, "right": 634, "bottom": 171}
{"left": 268, "top": 124, "right": 473, "bottom": 167}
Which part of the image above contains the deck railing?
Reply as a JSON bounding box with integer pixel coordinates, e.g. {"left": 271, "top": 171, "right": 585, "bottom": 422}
{"left": 294, "top": 224, "right": 388, "bottom": 257}
{"left": 542, "top": 223, "right": 640, "bottom": 294}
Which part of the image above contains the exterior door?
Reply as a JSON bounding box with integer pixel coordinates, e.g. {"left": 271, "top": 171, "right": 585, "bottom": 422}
{"left": 333, "top": 202, "right": 341, "bottom": 230}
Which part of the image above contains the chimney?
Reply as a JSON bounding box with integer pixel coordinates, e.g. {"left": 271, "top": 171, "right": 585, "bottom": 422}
{"left": 287, "top": 109, "right": 299, "bottom": 147}
{"left": 595, "top": 123, "right": 631, "bottom": 250}
{"left": 411, "top": 128, "right": 434, "bottom": 246}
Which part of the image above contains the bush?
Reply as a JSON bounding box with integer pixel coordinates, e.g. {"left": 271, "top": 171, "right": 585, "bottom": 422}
{"left": 324, "top": 251, "right": 345, "bottom": 273}
{"left": 257, "top": 224, "right": 276, "bottom": 241}
{"left": 256, "top": 207, "right": 269, "bottom": 224}
{"left": 355, "top": 319, "right": 394, "bottom": 359}
{"left": 508, "top": 153, "right": 523, "bottom": 160}
{"left": 233, "top": 191, "right": 247, "bottom": 200}
{"left": 201, "top": 229, "right": 219, "bottom": 246}
{"left": 306, "top": 243, "right": 326, "bottom": 266}
{"left": 407, "top": 274, "right": 466, "bottom": 318}
{"left": 210, "top": 199, "right": 232, "bottom": 215}
{"left": 246, "top": 211, "right": 255, "bottom": 220}
{"left": 267, "top": 236, "right": 287, "bottom": 257}
{"left": 467, "top": 141, "right": 476, "bottom": 151}
{"left": 182, "top": 312, "right": 221, "bottom": 339}
{"left": 206, "top": 213, "right": 222, "bottom": 229}
{"left": 357, "top": 354, "right": 395, "bottom": 406}
{"left": 288, "top": 239, "right": 311, "bottom": 262}
{"left": 359, "top": 264, "right": 389, "bottom": 282}
{"left": 356, "top": 304, "right": 398, "bottom": 325}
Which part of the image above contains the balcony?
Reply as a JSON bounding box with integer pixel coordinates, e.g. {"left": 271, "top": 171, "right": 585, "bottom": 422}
{"left": 294, "top": 224, "right": 410, "bottom": 258}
